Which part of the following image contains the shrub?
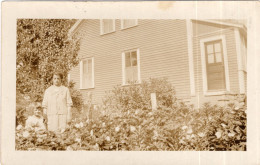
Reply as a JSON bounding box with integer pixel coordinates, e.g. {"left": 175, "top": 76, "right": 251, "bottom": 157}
{"left": 102, "top": 77, "right": 177, "bottom": 112}
{"left": 68, "top": 80, "right": 84, "bottom": 112}
{"left": 15, "top": 79, "right": 246, "bottom": 151}
{"left": 176, "top": 102, "right": 246, "bottom": 151}
{"left": 16, "top": 102, "right": 246, "bottom": 151}
{"left": 16, "top": 93, "right": 32, "bottom": 126}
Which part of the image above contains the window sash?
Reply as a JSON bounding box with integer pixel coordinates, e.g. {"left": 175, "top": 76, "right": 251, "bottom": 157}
{"left": 122, "top": 49, "right": 140, "bottom": 85}
{"left": 121, "top": 19, "right": 137, "bottom": 29}
{"left": 101, "top": 19, "right": 115, "bottom": 34}
{"left": 80, "top": 58, "right": 94, "bottom": 89}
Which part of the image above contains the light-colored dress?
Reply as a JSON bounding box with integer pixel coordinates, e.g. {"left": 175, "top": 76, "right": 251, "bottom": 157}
{"left": 25, "top": 115, "right": 46, "bottom": 132}
{"left": 42, "top": 85, "right": 73, "bottom": 132}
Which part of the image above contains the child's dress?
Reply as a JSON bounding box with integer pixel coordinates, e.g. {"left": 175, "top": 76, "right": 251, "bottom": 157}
{"left": 25, "top": 115, "right": 46, "bottom": 132}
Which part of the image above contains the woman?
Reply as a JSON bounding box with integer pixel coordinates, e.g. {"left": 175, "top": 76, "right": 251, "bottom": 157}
{"left": 42, "top": 72, "right": 73, "bottom": 132}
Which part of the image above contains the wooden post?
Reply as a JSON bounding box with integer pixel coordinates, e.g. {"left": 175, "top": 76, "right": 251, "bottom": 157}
{"left": 151, "top": 93, "right": 157, "bottom": 110}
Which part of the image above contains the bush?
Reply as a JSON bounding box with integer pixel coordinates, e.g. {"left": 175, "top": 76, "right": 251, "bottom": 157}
{"left": 15, "top": 102, "right": 246, "bottom": 151}
{"left": 15, "top": 78, "right": 246, "bottom": 151}
{"left": 177, "top": 102, "right": 246, "bottom": 151}
{"left": 103, "top": 78, "right": 177, "bottom": 112}
{"left": 68, "top": 80, "right": 84, "bottom": 112}
{"left": 16, "top": 93, "right": 32, "bottom": 126}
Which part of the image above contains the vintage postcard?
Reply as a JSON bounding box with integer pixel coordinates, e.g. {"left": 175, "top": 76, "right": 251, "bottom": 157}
{"left": 1, "top": 1, "right": 260, "bottom": 165}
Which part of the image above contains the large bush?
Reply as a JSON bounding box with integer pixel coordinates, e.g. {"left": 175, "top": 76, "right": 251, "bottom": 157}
{"left": 15, "top": 102, "right": 246, "bottom": 151}
{"left": 103, "top": 78, "right": 177, "bottom": 112}
{"left": 16, "top": 78, "right": 246, "bottom": 151}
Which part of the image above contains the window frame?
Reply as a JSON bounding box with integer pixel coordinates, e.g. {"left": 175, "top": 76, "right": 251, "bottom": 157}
{"left": 100, "top": 19, "right": 116, "bottom": 35}
{"left": 120, "top": 19, "right": 138, "bottom": 30}
{"left": 122, "top": 49, "right": 141, "bottom": 86}
{"left": 80, "top": 57, "right": 95, "bottom": 89}
{"left": 200, "top": 35, "right": 230, "bottom": 96}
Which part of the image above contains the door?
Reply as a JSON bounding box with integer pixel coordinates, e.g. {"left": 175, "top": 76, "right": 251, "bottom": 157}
{"left": 205, "top": 40, "right": 226, "bottom": 90}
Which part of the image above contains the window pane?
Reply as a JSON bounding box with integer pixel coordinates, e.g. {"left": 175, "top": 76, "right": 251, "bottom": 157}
{"left": 87, "top": 59, "right": 92, "bottom": 88}
{"left": 123, "top": 19, "right": 136, "bottom": 28}
{"left": 214, "top": 43, "right": 221, "bottom": 52}
{"left": 125, "top": 67, "right": 133, "bottom": 83}
{"left": 208, "top": 54, "right": 214, "bottom": 64}
{"left": 131, "top": 51, "right": 137, "bottom": 66}
{"left": 103, "top": 19, "right": 113, "bottom": 34}
{"left": 82, "top": 61, "right": 88, "bottom": 88}
{"left": 125, "top": 52, "right": 131, "bottom": 67}
{"left": 207, "top": 44, "right": 213, "bottom": 54}
{"left": 215, "top": 52, "right": 222, "bottom": 63}
{"left": 82, "top": 59, "right": 93, "bottom": 88}
{"left": 132, "top": 66, "right": 138, "bottom": 82}
{"left": 124, "top": 49, "right": 139, "bottom": 84}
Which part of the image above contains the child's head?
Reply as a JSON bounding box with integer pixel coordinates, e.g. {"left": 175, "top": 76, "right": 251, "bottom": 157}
{"left": 33, "top": 102, "right": 43, "bottom": 117}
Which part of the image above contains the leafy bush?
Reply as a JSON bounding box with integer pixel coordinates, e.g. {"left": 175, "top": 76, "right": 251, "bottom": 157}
{"left": 15, "top": 102, "right": 246, "bottom": 151}
{"left": 16, "top": 93, "right": 32, "bottom": 126}
{"left": 103, "top": 78, "right": 177, "bottom": 112}
{"left": 16, "top": 19, "right": 80, "bottom": 102}
{"left": 177, "top": 102, "right": 246, "bottom": 151}
{"left": 68, "top": 80, "right": 84, "bottom": 112}
{"left": 15, "top": 78, "right": 246, "bottom": 151}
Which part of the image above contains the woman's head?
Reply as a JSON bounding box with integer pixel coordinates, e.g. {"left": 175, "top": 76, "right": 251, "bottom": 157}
{"left": 52, "top": 72, "right": 63, "bottom": 86}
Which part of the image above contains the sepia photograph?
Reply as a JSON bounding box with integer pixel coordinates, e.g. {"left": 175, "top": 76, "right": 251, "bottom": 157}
{"left": 1, "top": 1, "right": 260, "bottom": 165}
{"left": 15, "top": 19, "right": 247, "bottom": 151}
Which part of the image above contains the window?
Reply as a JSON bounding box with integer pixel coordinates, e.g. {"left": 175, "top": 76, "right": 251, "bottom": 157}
{"left": 200, "top": 35, "right": 230, "bottom": 95}
{"left": 121, "top": 19, "right": 138, "bottom": 29}
{"left": 80, "top": 57, "right": 94, "bottom": 89}
{"left": 100, "top": 19, "right": 115, "bottom": 35}
{"left": 122, "top": 49, "right": 140, "bottom": 85}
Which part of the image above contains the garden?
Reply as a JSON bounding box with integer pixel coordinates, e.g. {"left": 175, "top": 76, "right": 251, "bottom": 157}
{"left": 15, "top": 19, "right": 246, "bottom": 151}
{"left": 15, "top": 78, "right": 247, "bottom": 151}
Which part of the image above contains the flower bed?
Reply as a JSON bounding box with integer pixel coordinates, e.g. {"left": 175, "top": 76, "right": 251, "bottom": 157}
{"left": 16, "top": 78, "right": 246, "bottom": 151}
{"left": 16, "top": 102, "right": 246, "bottom": 151}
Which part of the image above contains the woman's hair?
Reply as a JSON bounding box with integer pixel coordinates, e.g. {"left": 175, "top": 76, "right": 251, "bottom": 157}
{"left": 53, "top": 71, "right": 63, "bottom": 79}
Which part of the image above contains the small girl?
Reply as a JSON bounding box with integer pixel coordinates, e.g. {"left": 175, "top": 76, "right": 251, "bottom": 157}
{"left": 25, "top": 102, "right": 46, "bottom": 132}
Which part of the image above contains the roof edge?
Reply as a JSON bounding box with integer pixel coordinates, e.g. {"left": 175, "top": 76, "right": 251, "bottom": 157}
{"left": 68, "top": 19, "right": 247, "bottom": 38}
{"left": 68, "top": 19, "right": 83, "bottom": 38}
{"left": 193, "top": 19, "right": 247, "bottom": 32}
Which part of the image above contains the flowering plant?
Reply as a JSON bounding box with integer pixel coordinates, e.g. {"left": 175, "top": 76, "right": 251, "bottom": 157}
{"left": 16, "top": 79, "right": 246, "bottom": 151}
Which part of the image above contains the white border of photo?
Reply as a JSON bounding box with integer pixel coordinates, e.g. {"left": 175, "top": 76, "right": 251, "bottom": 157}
{"left": 1, "top": 1, "right": 260, "bottom": 165}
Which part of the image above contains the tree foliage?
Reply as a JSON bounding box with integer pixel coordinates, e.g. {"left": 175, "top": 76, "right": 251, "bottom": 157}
{"left": 16, "top": 19, "right": 80, "bottom": 101}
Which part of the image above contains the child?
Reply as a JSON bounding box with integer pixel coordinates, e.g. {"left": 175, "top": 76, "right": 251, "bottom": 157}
{"left": 25, "top": 102, "right": 46, "bottom": 132}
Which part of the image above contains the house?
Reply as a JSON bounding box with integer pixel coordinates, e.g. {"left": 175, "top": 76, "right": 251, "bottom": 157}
{"left": 68, "top": 19, "right": 247, "bottom": 108}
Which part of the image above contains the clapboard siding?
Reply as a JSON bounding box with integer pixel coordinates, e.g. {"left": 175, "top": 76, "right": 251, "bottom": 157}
{"left": 70, "top": 65, "right": 80, "bottom": 89}
{"left": 192, "top": 21, "right": 240, "bottom": 106}
{"left": 70, "top": 19, "right": 243, "bottom": 106}
{"left": 70, "top": 19, "right": 190, "bottom": 104}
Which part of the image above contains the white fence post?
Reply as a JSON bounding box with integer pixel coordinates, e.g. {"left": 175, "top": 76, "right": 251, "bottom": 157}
{"left": 151, "top": 93, "right": 157, "bottom": 110}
